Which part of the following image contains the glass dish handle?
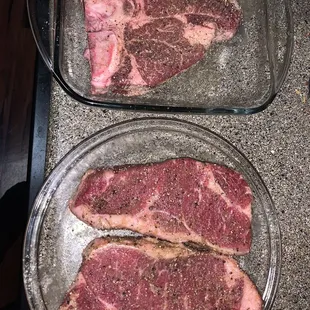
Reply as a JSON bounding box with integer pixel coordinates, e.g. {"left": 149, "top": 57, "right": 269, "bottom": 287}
{"left": 274, "top": 0, "right": 294, "bottom": 93}
{"left": 27, "top": 0, "right": 54, "bottom": 72}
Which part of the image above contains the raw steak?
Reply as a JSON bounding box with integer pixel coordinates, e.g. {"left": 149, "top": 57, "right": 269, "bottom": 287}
{"left": 59, "top": 237, "right": 262, "bottom": 310}
{"left": 70, "top": 158, "right": 253, "bottom": 255}
{"left": 83, "top": 0, "right": 242, "bottom": 95}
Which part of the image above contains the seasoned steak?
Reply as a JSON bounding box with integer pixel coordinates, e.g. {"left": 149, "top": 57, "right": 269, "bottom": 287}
{"left": 83, "top": 0, "right": 242, "bottom": 95}
{"left": 59, "top": 237, "right": 262, "bottom": 310}
{"left": 70, "top": 158, "right": 253, "bottom": 255}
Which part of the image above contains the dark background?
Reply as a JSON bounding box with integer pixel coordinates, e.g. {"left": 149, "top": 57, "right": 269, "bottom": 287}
{"left": 0, "top": 0, "right": 37, "bottom": 307}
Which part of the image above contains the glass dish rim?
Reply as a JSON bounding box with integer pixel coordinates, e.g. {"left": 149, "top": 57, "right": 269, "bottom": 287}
{"left": 27, "top": 0, "right": 294, "bottom": 114}
{"left": 23, "top": 117, "right": 281, "bottom": 309}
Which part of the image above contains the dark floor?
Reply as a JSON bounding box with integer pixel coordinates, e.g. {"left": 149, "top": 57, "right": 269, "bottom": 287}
{"left": 0, "top": 0, "right": 36, "bottom": 307}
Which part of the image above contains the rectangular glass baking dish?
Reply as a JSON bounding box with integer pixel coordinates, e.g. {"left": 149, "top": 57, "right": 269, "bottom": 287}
{"left": 27, "top": 0, "right": 293, "bottom": 114}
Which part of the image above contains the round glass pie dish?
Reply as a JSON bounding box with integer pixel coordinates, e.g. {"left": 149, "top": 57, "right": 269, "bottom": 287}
{"left": 23, "top": 118, "right": 281, "bottom": 309}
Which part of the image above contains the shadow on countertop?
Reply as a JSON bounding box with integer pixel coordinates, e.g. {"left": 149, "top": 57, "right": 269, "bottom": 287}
{"left": 0, "top": 182, "right": 29, "bottom": 310}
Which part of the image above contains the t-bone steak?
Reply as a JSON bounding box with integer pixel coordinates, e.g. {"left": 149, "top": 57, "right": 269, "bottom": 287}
{"left": 83, "top": 0, "right": 242, "bottom": 95}
{"left": 59, "top": 237, "right": 262, "bottom": 310}
{"left": 70, "top": 158, "right": 253, "bottom": 255}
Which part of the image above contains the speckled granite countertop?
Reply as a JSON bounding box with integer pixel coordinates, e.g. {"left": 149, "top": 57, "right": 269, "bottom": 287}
{"left": 46, "top": 1, "right": 309, "bottom": 309}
